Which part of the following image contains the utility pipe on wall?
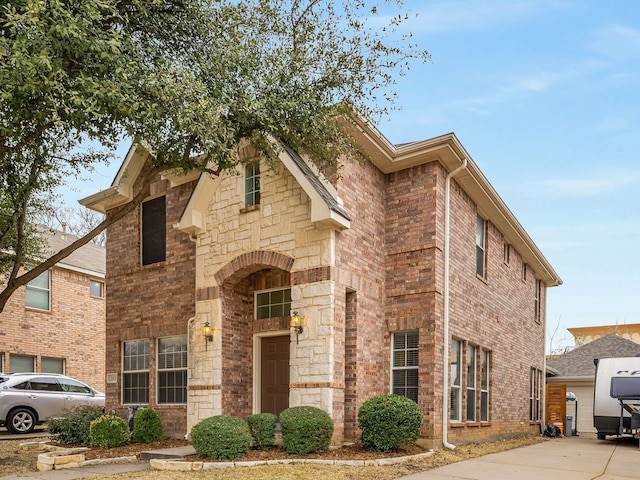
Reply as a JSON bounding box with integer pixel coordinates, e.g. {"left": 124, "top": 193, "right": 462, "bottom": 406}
{"left": 442, "top": 158, "right": 467, "bottom": 451}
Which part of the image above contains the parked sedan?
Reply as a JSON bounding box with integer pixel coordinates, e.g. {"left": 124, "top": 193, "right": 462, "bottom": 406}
{"left": 0, "top": 373, "right": 104, "bottom": 433}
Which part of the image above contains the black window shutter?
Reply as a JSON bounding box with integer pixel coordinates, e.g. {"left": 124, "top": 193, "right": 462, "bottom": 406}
{"left": 142, "top": 196, "right": 166, "bottom": 265}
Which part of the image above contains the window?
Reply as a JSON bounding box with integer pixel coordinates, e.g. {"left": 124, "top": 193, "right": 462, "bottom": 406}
{"left": 503, "top": 243, "right": 510, "bottom": 264}
{"left": 522, "top": 263, "right": 527, "bottom": 282}
{"left": 41, "top": 357, "right": 64, "bottom": 374}
{"left": 245, "top": 160, "right": 261, "bottom": 207}
{"left": 10, "top": 354, "right": 35, "bottom": 373}
{"left": 466, "top": 345, "right": 477, "bottom": 422}
{"left": 141, "top": 196, "right": 166, "bottom": 266}
{"left": 450, "top": 339, "right": 461, "bottom": 421}
{"left": 391, "top": 331, "right": 419, "bottom": 402}
{"left": 26, "top": 270, "right": 50, "bottom": 310}
{"left": 123, "top": 340, "right": 149, "bottom": 404}
{"left": 0, "top": 353, "right": 3, "bottom": 373}
{"left": 529, "top": 368, "right": 542, "bottom": 422}
{"left": 90, "top": 280, "right": 104, "bottom": 297}
{"left": 157, "top": 336, "right": 187, "bottom": 404}
{"left": 534, "top": 280, "right": 541, "bottom": 322}
{"left": 255, "top": 288, "right": 291, "bottom": 319}
{"left": 476, "top": 214, "right": 486, "bottom": 277}
{"left": 480, "top": 349, "right": 490, "bottom": 422}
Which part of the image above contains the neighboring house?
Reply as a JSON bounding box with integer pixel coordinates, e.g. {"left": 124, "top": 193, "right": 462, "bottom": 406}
{"left": 568, "top": 324, "right": 640, "bottom": 348}
{"left": 546, "top": 334, "right": 640, "bottom": 435}
{"left": 81, "top": 122, "right": 561, "bottom": 447}
{"left": 0, "top": 227, "right": 106, "bottom": 390}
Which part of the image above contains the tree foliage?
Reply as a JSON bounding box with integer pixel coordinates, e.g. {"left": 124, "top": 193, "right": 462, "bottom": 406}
{"left": 0, "top": 0, "right": 429, "bottom": 311}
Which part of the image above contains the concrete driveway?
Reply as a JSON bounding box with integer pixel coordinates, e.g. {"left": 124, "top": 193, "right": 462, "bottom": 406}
{"left": 0, "top": 427, "right": 49, "bottom": 440}
{"left": 400, "top": 435, "right": 640, "bottom": 480}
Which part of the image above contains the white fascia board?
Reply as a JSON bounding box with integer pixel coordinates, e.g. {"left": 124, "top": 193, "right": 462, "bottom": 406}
{"left": 175, "top": 170, "right": 221, "bottom": 236}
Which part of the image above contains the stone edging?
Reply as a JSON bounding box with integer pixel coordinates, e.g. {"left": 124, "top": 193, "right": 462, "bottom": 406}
{"left": 149, "top": 452, "right": 434, "bottom": 471}
{"left": 19, "top": 441, "right": 138, "bottom": 472}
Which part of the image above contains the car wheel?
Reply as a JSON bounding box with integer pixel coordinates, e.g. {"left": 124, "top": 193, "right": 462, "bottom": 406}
{"left": 7, "top": 408, "right": 36, "bottom": 434}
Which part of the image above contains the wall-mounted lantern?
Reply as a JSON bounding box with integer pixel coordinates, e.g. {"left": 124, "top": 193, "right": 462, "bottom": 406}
{"left": 202, "top": 321, "right": 214, "bottom": 351}
{"left": 290, "top": 311, "right": 306, "bottom": 344}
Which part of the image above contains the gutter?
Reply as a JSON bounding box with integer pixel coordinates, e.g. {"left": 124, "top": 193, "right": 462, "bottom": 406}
{"left": 442, "top": 157, "right": 467, "bottom": 450}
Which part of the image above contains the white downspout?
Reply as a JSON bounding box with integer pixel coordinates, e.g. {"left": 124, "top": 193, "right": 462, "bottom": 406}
{"left": 442, "top": 158, "right": 467, "bottom": 450}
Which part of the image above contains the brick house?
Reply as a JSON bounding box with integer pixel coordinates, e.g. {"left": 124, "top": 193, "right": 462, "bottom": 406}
{"left": 81, "top": 121, "right": 561, "bottom": 446}
{"left": 0, "top": 227, "right": 106, "bottom": 390}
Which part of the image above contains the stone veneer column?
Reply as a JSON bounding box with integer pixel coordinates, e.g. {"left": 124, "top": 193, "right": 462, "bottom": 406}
{"left": 289, "top": 280, "right": 343, "bottom": 443}
{"left": 186, "top": 300, "right": 223, "bottom": 435}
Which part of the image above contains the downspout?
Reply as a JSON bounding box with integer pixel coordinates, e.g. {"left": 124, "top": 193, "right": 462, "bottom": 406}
{"left": 442, "top": 158, "right": 467, "bottom": 450}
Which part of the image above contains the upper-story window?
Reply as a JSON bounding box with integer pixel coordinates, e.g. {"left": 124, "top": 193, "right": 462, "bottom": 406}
{"left": 255, "top": 288, "right": 291, "bottom": 319}
{"left": 141, "top": 196, "right": 166, "bottom": 266}
{"left": 244, "top": 160, "right": 261, "bottom": 208}
{"left": 534, "top": 279, "right": 541, "bottom": 322}
{"left": 503, "top": 242, "right": 510, "bottom": 264}
{"left": 26, "top": 270, "right": 50, "bottom": 311}
{"left": 90, "top": 280, "right": 104, "bottom": 298}
{"left": 476, "top": 214, "right": 486, "bottom": 277}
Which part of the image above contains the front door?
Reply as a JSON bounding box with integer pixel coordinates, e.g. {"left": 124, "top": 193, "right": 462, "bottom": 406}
{"left": 261, "top": 335, "right": 290, "bottom": 416}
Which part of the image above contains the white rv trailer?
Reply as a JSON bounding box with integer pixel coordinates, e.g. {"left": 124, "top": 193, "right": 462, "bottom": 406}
{"left": 593, "top": 356, "right": 640, "bottom": 440}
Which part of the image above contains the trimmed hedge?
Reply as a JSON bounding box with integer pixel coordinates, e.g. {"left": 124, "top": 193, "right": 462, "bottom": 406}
{"left": 132, "top": 408, "right": 163, "bottom": 444}
{"left": 190, "top": 416, "right": 251, "bottom": 460}
{"left": 89, "top": 415, "right": 130, "bottom": 448}
{"left": 47, "top": 405, "right": 104, "bottom": 446}
{"left": 247, "top": 413, "right": 277, "bottom": 450}
{"left": 280, "top": 406, "right": 333, "bottom": 455}
{"left": 358, "top": 394, "right": 422, "bottom": 452}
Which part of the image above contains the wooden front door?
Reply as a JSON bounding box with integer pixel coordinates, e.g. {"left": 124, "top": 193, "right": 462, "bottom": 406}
{"left": 261, "top": 335, "right": 290, "bottom": 416}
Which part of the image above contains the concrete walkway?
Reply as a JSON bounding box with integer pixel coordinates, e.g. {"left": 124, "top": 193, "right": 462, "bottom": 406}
{"left": 399, "top": 435, "right": 640, "bottom": 480}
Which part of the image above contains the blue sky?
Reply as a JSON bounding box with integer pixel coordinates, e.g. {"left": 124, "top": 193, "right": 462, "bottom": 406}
{"left": 65, "top": 1, "right": 640, "bottom": 351}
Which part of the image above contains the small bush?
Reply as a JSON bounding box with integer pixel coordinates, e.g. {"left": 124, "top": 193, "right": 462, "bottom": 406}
{"left": 89, "top": 415, "right": 130, "bottom": 449}
{"left": 132, "top": 408, "right": 163, "bottom": 444}
{"left": 280, "top": 406, "right": 333, "bottom": 455}
{"left": 47, "top": 405, "right": 104, "bottom": 445}
{"left": 190, "top": 416, "right": 251, "bottom": 460}
{"left": 247, "top": 413, "right": 277, "bottom": 450}
{"left": 358, "top": 394, "right": 423, "bottom": 452}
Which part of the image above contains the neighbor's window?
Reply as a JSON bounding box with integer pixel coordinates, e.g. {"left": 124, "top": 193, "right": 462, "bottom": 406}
{"left": 157, "top": 335, "right": 187, "bottom": 404}
{"left": 141, "top": 196, "right": 166, "bottom": 266}
{"left": 26, "top": 270, "right": 50, "bottom": 311}
{"left": 391, "top": 331, "right": 419, "bottom": 402}
{"left": 90, "top": 280, "right": 104, "bottom": 297}
{"left": 480, "top": 349, "right": 490, "bottom": 422}
{"left": 466, "top": 345, "right": 477, "bottom": 422}
{"left": 245, "top": 160, "right": 261, "bottom": 207}
{"left": 255, "top": 288, "right": 291, "bottom": 319}
{"left": 450, "top": 339, "right": 462, "bottom": 421}
{"left": 123, "top": 340, "right": 150, "bottom": 404}
{"left": 41, "top": 357, "right": 64, "bottom": 374}
{"left": 522, "top": 263, "right": 527, "bottom": 282}
{"left": 10, "top": 354, "right": 35, "bottom": 373}
{"left": 503, "top": 243, "right": 510, "bottom": 264}
{"left": 476, "top": 214, "right": 486, "bottom": 277}
{"left": 534, "top": 279, "right": 541, "bottom": 322}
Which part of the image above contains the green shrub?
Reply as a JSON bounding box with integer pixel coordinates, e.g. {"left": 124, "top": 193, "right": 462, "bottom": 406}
{"left": 247, "top": 413, "right": 277, "bottom": 450}
{"left": 89, "top": 415, "right": 130, "bottom": 449}
{"left": 47, "top": 405, "right": 104, "bottom": 445}
{"left": 279, "top": 406, "right": 333, "bottom": 455}
{"left": 132, "top": 408, "right": 163, "bottom": 444}
{"left": 358, "top": 394, "right": 423, "bottom": 452}
{"left": 190, "top": 416, "right": 251, "bottom": 460}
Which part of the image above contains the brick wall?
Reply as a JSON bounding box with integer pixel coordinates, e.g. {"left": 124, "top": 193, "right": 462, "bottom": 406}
{"left": 104, "top": 166, "right": 196, "bottom": 438}
{"left": 0, "top": 264, "right": 105, "bottom": 391}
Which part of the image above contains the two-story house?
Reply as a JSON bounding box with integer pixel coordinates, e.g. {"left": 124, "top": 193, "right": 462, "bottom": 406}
{"left": 0, "top": 227, "right": 106, "bottom": 390}
{"left": 81, "top": 120, "right": 561, "bottom": 447}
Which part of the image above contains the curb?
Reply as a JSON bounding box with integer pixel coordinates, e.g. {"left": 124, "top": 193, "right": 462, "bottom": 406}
{"left": 149, "top": 451, "right": 435, "bottom": 471}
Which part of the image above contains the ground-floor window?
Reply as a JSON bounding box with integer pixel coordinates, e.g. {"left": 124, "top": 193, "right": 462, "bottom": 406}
{"left": 530, "top": 367, "right": 542, "bottom": 422}
{"left": 157, "top": 335, "right": 187, "bottom": 404}
{"left": 391, "top": 331, "right": 419, "bottom": 402}
{"left": 123, "top": 340, "right": 149, "bottom": 404}
{"left": 450, "top": 338, "right": 491, "bottom": 423}
{"left": 10, "top": 354, "right": 35, "bottom": 373}
{"left": 41, "top": 357, "right": 65, "bottom": 374}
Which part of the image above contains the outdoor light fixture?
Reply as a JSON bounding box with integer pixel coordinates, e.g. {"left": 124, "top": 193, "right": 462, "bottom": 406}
{"left": 202, "top": 321, "right": 214, "bottom": 350}
{"left": 290, "top": 311, "right": 305, "bottom": 344}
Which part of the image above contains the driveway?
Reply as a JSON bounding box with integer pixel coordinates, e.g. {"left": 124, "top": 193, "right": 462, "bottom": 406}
{"left": 400, "top": 435, "right": 640, "bottom": 480}
{"left": 0, "top": 426, "right": 49, "bottom": 440}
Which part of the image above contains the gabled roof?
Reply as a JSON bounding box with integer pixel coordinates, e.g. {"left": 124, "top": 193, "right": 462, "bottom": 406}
{"left": 348, "top": 118, "right": 562, "bottom": 287}
{"left": 546, "top": 334, "right": 640, "bottom": 378}
{"left": 38, "top": 227, "right": 105, "bottom": 276}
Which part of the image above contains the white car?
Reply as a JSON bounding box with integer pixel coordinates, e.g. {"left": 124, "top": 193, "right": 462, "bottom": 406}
{"left": 0, "top": 373, "right": 104, "bottom": 433}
